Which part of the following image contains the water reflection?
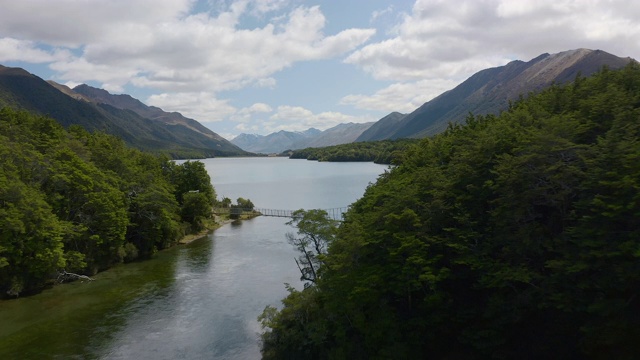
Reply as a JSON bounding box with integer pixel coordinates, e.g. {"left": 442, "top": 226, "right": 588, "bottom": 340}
{"left": 183, "top": 235, "right": 214, "bottom": 273}
{"left": 0, "top": 158, "right": 386, "bottom": 360}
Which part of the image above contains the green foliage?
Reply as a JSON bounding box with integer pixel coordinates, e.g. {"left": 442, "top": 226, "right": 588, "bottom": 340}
{"left": 289, "top": 138, "right": 419, "bottom": 165}
{"left": 259, "top": 286, "right": 328, "bottom": 360}
{"left": 180, "top": 192, "right": 213, "bottom": 231}
{"left": 167, "top": 160, "right": 216, "bottom": 230}
{"left": 0, "top": 70, "right": 249, "bottom": 159}
{"left": 0, "top": 107, "right": 218, "bottom": 296}
{"left": 261, "top": 63, "right": 640, "bottom": 359}
{"left": 286, "top": 209, "right": 338, "bottom": 285}
{"left": 235, "top": 197, "right": 255, "bottom": 211}
{"left": 228, "top": 197, "right": 256, "bottom": 219}
{"left": 0, "top": 170, "right": 65, "bottom": 296}
{"left": 168, "top": 160, "right": 216, "bottom": 204}
{"left": 127, "top": 180, "right": 180, "bottom": 258}
{"left": 220, "top": 197, "right": 232, "bottom": 208}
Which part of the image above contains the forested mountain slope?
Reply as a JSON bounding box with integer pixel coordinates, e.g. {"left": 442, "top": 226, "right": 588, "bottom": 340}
{"left": 261, "top": 63, "right": 640, "bottom": 359}
{"left": 0, "top": 65, "right": 247, "bottom": 158}
{"left": 360, "top": 49, "right": 633, "bottom": 141}
{"left": 355, "top": 111, "right": 406, "bottom": 142}
{"left": 0, "top": 108, "right": 218, "bottom": 297}
{"left": 72, "top": 84, "right": 237, "bottom": 150}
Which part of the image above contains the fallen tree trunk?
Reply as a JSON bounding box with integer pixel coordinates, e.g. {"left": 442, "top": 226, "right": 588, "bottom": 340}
{"left": 56, "top": 270, "right": 95, "bottom": 283}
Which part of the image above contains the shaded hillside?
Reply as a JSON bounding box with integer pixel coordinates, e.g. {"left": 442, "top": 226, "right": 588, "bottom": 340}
{"left": 47, "top": 81, "right": 92, "bottom": 102}
{"left": 0, "top": 65, "right": 248, "bottom": 157}
{"left": 72, "top": 84, "right": 233, "bottom": 145}
{"left": 355, "top": 112, "right": 406, "bottom": 142}
{"left": 367, "top": 49, "right": 633, "bottom": 140}
{"left": 0, "top": 65, "right": 116, "bottom": 133}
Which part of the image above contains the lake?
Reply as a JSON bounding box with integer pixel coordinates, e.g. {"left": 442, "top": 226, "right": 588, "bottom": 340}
{"left": 0, "top": 157, "right": 387, "bottom": 359}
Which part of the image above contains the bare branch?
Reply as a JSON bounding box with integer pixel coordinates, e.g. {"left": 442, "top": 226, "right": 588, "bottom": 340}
{"left": 57, "top": 270, "right": 94, "bottom": 283}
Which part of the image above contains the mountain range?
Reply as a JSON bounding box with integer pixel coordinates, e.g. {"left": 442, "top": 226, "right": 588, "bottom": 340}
{"left": 231, "top": 122, "right": 374, "bottom": 154}
{"left": 232, "top": 48, "right": 634, "bottom": 153}
{"left": 0, "top": 66, "right": 247, "bottom": 158}
{"left": 357, "top": 48, "right": 633, "bottom": 141}
{"left": 0, "top": 49, "right": 634, "bottom": 157}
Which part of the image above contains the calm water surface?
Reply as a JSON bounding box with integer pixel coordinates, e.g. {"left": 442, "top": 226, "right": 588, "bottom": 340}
{"left": 0, "top": 157, "right": 386, "bottom": 359}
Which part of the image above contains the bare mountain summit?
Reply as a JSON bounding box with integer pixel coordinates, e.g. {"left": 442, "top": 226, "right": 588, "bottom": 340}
{"left": 359, "top": 49, "right": 634, "bottom": 141}
{"left": 0, "top": 65, "right": 246, "bottom": 157}
{"left": 72, "top": 84, "right": 229, "bottom": 143}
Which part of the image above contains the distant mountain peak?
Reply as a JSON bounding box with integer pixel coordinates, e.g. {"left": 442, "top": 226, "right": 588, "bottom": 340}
{"left": 73, "top": 84, "right": 232, "bottom": 144}
{"left": 47, "top": 81, "right": 92, "bottom": 102}
{"left": 365, "top": 48, "right": 634, "bottom": 140}
{"left": 0, "top": 64, "right": 34, "bottom": 77}
{"left": 231, "top": 123, "right": 373, "bottom": 154}
{"left": 0, "top": 67, "right": 247, "bottom": 157}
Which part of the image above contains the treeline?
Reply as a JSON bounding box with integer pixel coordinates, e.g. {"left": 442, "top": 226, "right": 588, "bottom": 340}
{"left": 0, "top": 108, "right": 217, "bottom": 297}
{"left": 288, "top": 138, "right": 419, "bottom": 164}
{"left": 260, "top": 63, "right": 640, "bottom": 359}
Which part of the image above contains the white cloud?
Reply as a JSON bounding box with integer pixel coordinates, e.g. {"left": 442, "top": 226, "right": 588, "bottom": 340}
{"left": 63, "top": 81, "right": 82, "bottom": 89}
{"left": 255, "top": 77, "right": 277, "bottom": 88}
{"left": 230, "top": 102, "right": 274, "bottom": 122}
{"left": 0, "top": 0, "right": 193, "bottom": 47}
{"left": 340, "top": 78, "right": 459, "bottom": 113}
{"left": 337, "top": 0, "right": 640, "bottom": 115}
{"left": 0, "top": 38, "right": 71, "bottom": 63}
{"left": 346, "top": 0, "right": 640, "bottom": 83}
{"left": 248, "top": 0, "right": 291, "bottom": 16}
{"left": 370, "top": 5, "right": 394, "bottom": 23}
{"left": 265, "top": 105, "right": 374, "bottom": 133}
{"left": 3, "top": 0, "right": 638, "bottom": 137}
{"left": 49, "top": 57, "right": 140, "bottom": 92}
{"left": 0, "top": 1, "right": 375, "bottom": 94}
{"left": 233, "top": 122, "right": 261, "bottom": 135}
{"left": 0, "top": 0, "right": 377, "bottom": 131}
{"left": 147, "top": 92, "right": 237, "bottom": 122}
{"left": 228, "top": 100, "right": 369, "bottom": 137}
{"left": 248, "top": 102, "right": 273, "bottom": 113}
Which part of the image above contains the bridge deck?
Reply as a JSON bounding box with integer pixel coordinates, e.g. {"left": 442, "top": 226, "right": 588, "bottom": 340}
{"left": 213, "top": 207, "right": 349, "bottom": 221}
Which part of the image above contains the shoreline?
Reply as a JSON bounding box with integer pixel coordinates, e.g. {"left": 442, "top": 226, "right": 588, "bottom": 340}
{"left": 1, "top": 214, "right": 259, "bottom": 300}
{"left": 178, "top": 212, "right": 261, "bottom": 245}
{"left": 178, "top": 216, "right": 235, "bottom": 244}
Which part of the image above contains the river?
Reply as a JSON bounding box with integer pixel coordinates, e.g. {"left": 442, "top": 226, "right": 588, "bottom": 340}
{"left": 0, "top": 157, "right": 387, "bottom": 360}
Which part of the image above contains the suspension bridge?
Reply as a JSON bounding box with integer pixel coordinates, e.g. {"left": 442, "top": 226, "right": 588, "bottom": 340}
{"left": 213, "top": 207, "right": 350, "bottom": 221}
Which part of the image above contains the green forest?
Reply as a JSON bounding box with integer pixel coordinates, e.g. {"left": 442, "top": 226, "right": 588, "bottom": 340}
{"left": 0, "top": 108, "right": 219, "bottom": 297}
{"left": 260, "top": 63, "right": 640, "bottom": 359}
{"left": 289, "top": 138, "right": 419, "bottom": 165}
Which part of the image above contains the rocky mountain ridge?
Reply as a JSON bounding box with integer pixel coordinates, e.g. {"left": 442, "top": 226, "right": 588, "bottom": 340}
{"left": 0, "top": 65, "right": 247, "bottom": 158}
{"left": 231, "top": 122, "right": 373, "bottom": 154}
{"left": 360, "top": 48, "right": 633, "bottom": 140}
{"left": 72, "top": 84, "right": 230, "bottom": 143}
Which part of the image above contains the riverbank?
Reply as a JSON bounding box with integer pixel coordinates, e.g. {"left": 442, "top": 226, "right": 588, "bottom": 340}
{"left": 178, "top": 212, "right": 262, "bottom": 244}
{"left": 178, "top": 216, "right": 232, "bottom": 244}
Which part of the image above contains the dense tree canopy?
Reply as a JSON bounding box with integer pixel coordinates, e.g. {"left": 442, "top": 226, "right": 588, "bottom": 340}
{"left": 0, "top": 108, "right": 217, "bottom": 296}
{"left": 289, "top": 138, "right": 419, "bottom": 165}
{"left": 261, "top": 63, "right": 640, "bottom": 359}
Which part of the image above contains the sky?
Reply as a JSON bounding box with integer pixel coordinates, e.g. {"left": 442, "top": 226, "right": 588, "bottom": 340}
{"left": 0, "top": 0, "right": 639, "bottom": 140}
